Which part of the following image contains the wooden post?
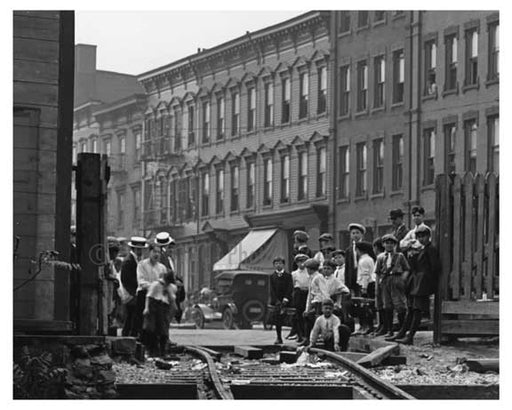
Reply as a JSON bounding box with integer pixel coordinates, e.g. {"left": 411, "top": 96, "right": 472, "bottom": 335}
{"left": 76, "top": 153, "right": 106, "bottom": 335}
{"left": 452, "top": 175, "right": 462, "bottom": 299}
{"left": 486, "top": 173, "right": 498, "bottom": 298}
{"left": 474, "top": 174, "right": 485, "bottom": 299}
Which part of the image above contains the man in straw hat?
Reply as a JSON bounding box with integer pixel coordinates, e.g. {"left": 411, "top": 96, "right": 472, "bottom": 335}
{"left": 120, "top": 236, "right": 148, "bottom": 337}
{"left": 155, "top": 232, "right": 177, "bottom": 283}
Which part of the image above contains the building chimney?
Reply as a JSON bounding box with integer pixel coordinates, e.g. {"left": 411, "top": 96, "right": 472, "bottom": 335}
{"left": 74, "top": 44, "right": 97, "bottom": 106}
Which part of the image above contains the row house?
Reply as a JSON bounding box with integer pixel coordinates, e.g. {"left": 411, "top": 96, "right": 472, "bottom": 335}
{"left": 138, "top": 11, "right": 332, "bottom": 292}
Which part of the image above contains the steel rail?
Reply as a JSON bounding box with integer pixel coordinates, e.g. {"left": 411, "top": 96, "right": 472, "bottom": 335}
{"left": 183, "top": 345, "right": 234, "bottom": 400}
{"left": 310, "top": 347, "right": 415, "bottom": 400}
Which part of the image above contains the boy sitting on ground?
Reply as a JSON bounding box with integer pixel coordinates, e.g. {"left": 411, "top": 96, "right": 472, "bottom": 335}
{"left": 306, "top": 299, "right": 351, "bottom": 352}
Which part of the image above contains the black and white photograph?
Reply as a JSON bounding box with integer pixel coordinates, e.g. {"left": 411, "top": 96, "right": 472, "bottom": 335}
{"left": 10, "top": 2, "right": 503, "bottom": 401}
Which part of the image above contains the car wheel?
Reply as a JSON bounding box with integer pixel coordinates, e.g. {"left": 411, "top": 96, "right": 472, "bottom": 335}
{"left": 191, "top": 307, "right": 205, "bottom": 329}
{"left": 222, "top": 308, "right": 234, "bottom": 329}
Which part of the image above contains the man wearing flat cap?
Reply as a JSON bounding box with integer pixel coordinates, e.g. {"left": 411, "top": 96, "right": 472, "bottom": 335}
{"left": 389, "top": 209, "right": 408, "bottom": 243}
{"left": 121, "top": 236, "right": 148, "bottom": 337}
{"left": 400, "top": 206, "right": 429, "bottom": 252}
{"left": 292, "top": 230, "right": 312, "bottom": 270}
{"left": 314, "top": 233, "right": 335, "bottom": 268}
{"left": 344, "top": 223, "right": 370, "bottom": 294}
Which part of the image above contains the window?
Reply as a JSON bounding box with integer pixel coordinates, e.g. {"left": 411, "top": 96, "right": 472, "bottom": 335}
{"left": 231, "top": 91, "right": 240, "bottom": 136}
{"left": 444, "top": 124, "right": 457, "bottom": 174}
{"left": 317, "top": 66, "right": 327, "bottom": 114}
{"left": 247, "top": 162, "right": 255, "bottom": 208}
{"left": 339, "top": 65, "right": 350, "bottom": 116}
{"left": 81, "top": 141, "right": 87, "bottom": 153}
{"left": 91, "top": 138, "right": 98, "bottom": 153}
{"left": 217, "top": 96, "right": 225, "bottom": 140}
{"left": 247, "top": 87, "right": 256, "bottom": 132}
{"left": 445, "top": 35, "right": 458, "bottom": 91}
{"left": 298, "top": 151, "right": 308, "bottom": 200}
{"left": 423, "top": 129, "right": 436, "bottom": 185}
{"left": 373, "top": 139, "right": 384, "bottom": 194}
{"left": 201, "top": 172, "right": 209, "bottom": 216}
{"left": 216, "top": 169, "right": 224, "bottom": 214}
{"left": 358, "top": 11, "right": 369, "bottom": 28}
{"left": 488, "top": 116, "right": 499, "bottom": 173}
{"left": 299, "top": 72, "right": 309, "bottom": 119}
{"left": 263, "top": 158, "right": 272, "bottom": 206}
{"left": 144, "top": 117, "right": 151, "bottom": 140}
{"left": 465, "top": 29, "right": 478, "bottom": 86}
{"left": 202, "top": 101, "right": 210, "bottom": 143}
{"left": 425, "top": 40, "right": 438, "bottom": 95}
{"left": 464, "top": 119, "right": 477, "bottom": 173}
{"left": 357, "top": 61, "right": 368, "bottom": 112}
{"left": 374, "top": 11, "right": 385, "bottom": 22}
{"left": 72, "top": 145, "right": 77, "bottom": 162}
{"left": 488, "top": 22, "right": 499, "bottom": 81}
{"left": 339, "top": 11, "right": 351, "bottom": 33}
{"left": 393, "top": 50, "right": 405, "bottom": 103}
{"left": 187, "top": 176, "right": 196, "bottom": 220}
{"left": 338, "top": 146, "right": 350, "bottom": 199}
{"left": 133, "top": 187, "right": 140, "bottom": 226}
{"left": 117, "top": 191, "right": 125, "bottom": 227}
{"left": 119, "top": 136, "right": 126, "bottom": 168}
{"left": 174, "top": 108, "right": 181, "bottom": 151}
{"left": 231, "top": 165, "right": 239, "bottom": 211}
{"left": 374, "top": 56, "right": 385, "bottom": 108}
{"left": 188, "top": 105, "right": 195, "bottom": 147}
{"left": 264, "top": 82, "right": 274, "bottom": 127}
{"left": 178, "top": 178, "right": 187, "bottom": 221}
{"left": 104, "top": 139, "right": 111, "bottom": 157}
{"left": 280, "top": 155, "right": 290, "bottom": 203}
{"left": 317, "top": 147, "right": 326, "bottom": 197}
{"left": 169, "top": 179, "right": 177, "bottom": 222}
{"left": 282, "top": 77, "right": 291, "bottom": 123}
{"left": 356, "top": 143, "right": 367, "bottom": 196}
{"left": 135, "top": 131, "right": 141, "bottom": 159}
{"left": 392, "top": 135, "right": 404, "bottom": 190}
{"left": 158, "top": 115, "right": 165, "bottom": 136}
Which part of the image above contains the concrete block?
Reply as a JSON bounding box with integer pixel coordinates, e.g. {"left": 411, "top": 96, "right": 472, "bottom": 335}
{"left": 233, "top": 345, "right": 263, "bottom": 360}
{"left": 279, "top": 351, "right": 298, "bottom": 364}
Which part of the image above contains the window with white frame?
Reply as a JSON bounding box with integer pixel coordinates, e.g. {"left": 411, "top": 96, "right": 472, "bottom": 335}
{"left": 488, "top": 115, "right": 499, "bottom": 173}
{"left": 392, "top": 135, "right": 404, "bottom": 190}
{"left": 318, "top": 66, "right": 327, "bottom": 114}
{"left": 425, "top": 40, "right": 438, "bottom": 95}
{"left": 393, "top": 49, "right": 405, "bottom": 103}
{"left": 264, "top": 82, "right": 274, "bottom": 127}
{"left": 357, "top": 60, "right": 368, "bottom": 112}
{"left": 217, "top": 96, "right": 225, "bottom": 140}
{"left": 188, "top": 104, "right": 195, "bottom": 147}
{"left": 464, "top": 119, "right": 477, "bottom": 173}
{"left": 374, "top": 56, "right": 385, "bottom": 108}
{"left": 488, "top": 22, "right": 499, "bottom": 81}
{"left": 119, "top": 136, "right": 126, "bottom": 168}
{"left": 202, "top": 101, "right": 210, "bottom": 143}
{"left": 423, "top": 128, "right": 436, "bottom": 185}
{"left": 248, "top": 87, "right": 256, "bottom": 132}
{"left": 373, "top": 139, "right": 384, "bottom": 194}
{"left": 91, "top": 138, "right": 98, "bottom": 153}
{"left": 339, "top": 65, "right": 350, "bottom": 116}
{"left": 216, "top": 168, "right": 224, "bottom": 214}
{"left": 135, "top": 131, "right": 142, "bottom": 159}
{"left": 280, "top": 155, "right": 290, "bottom": 203}
{"left": 445, "top": 34, "right": 458, "bottom": 91}
{"left": 465, "top": 28, "right": 478, "bottom": 86}
{"left": 246, "top": 161, "right": 255, "bottom": 208}
{"left": 104, "top": 139, "right": 111, "bottom": 157}
{"left": 263, "top": 158, "right": 273, "bottom": 206}
{"left": 444, "top": 124, "right": 457, "bottom": 174}
{"left": 81, "top": 141, "right": 87, "bottom": 153}
{"left": 298, "top": 151, "right": 308, "bottom": 200}
{"left": 338, "top": 146, "right": 350, "bottom": 199}
{"left": 282, "top": 77, "right": 291, "bottom": 123}
{"left": 201, "top": 171, "right": 209, "bottom": 216}
{"left": 299, "top": 72, "right": 309, "bottom": 119}
{"left": 356, "top": 143, "right": 367, "bottom": 196}
{"left": 231, "top": 91, "right": 240, "bottom": 136}
{"left": 316, "top": 147, "right": 327, "bottom": 197}
{"left": 231, "top": 164, "right": 239, "bottom": 211}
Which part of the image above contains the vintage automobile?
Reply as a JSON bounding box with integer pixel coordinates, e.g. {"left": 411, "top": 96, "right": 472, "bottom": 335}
{"left": 191, "top": 270, "right": 272, "bottom": 329}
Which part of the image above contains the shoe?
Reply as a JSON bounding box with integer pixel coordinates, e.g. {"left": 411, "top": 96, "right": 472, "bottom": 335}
{"left": 286, "top": 334, "right": 298, "bottom": 340}
{"left": 385, "top": 330, "right": 406, "bottom": 341}
{"left": 395, "top": 335, "right": 413, "bottom": 345}
{"left": 363, "top": 327, "right": 375, "bottom": 336}
{"left": 374, "top": 327, "right": 388, "bottom": 337}
{"left": 385, "top": 331, "right": 394, "bottom": 338}
{"left": 274, "top": 338, "right": 283, "bottom": 345}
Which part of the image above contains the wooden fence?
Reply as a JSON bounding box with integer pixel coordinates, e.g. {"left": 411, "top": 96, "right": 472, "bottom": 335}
{"left": 434, "top": 172, "right": 499, "bottom": 343}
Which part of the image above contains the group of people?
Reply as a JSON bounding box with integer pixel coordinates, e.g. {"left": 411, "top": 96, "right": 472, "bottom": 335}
{"left": 106, "top": 232, "right": 186, "bottom": 357}
{"left": 268, "top": 205, "right": 441, "bottom": 352}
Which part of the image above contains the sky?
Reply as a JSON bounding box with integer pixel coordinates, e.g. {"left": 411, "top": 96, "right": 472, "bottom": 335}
{"left": 75, "top": 10, "right": 305, "bottom": 76}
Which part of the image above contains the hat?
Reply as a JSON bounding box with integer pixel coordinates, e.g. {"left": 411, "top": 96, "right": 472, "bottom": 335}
{"left": 348, "top": 223, "right": 366, "bottom": 234}
{"left": 382, "top": 234, "right": 398, "bottom": 244}
{"left": 293, "top": 230, "right": 310, "bottom": 242}
{"left": 107, "top": 236, "right": 120, "bottom": 250}
{"left": 389, "top": 209, "right": 404, "bottom": 219}
{"left": 155, "top": 231, "right": 175, "bottom": 247}
{"left": 128, "top": 236, "right": 149, "bottom": 249}
{"left": 116, "top": 237, "right": 128, "bottom": 244}
{"left": 412, "top": 206, "right": 425, "bottom": 215}
{"left": 415, "top": 225, "right": 432, "bottom": 236}
{"left": 319, "top": 233, "right": 334, "bottom": 242}
{"left": 322, "top": 298, "right": 334, "bottom": 307}
{"left": 355, "top": 241, "right": 374, "bottom": 255}
{"left": 304, "top": 258, "right": 320, "bottom": 270}
{"left": 294, "top": 253, "right": 309, "bottom": 262}
{"left": 273, "top": 256, "right": 285, "bottom": 264}
{"left": 322, "top": 260, "right": 337, "bottom": 270}
{"left": 332, "top": 249, "right": 346, "bottom": 257}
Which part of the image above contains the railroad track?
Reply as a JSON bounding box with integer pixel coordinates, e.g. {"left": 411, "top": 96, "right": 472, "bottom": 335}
{"left": 115, "top": 345, "right": 414, "bottom": 399}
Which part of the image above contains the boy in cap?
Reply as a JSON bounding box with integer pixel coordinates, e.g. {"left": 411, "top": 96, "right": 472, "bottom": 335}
{"left": 395, "top": 225, "right": 440, "bottom": 345}
{"left": 314, "top": 233, "right": 335, "bottom": 268}
{"left": 389, "top": 209, "right": 408, "bottom": 243}
{"left": 292, "top": 230, "right": 311, "bottom": 270}
{"left": 344, "top": 223, "right": 367, "bottom": 293}
{"left": 400, "top": 206, "right": 429, "bottom": 252}
{"left": 354, "top": 241, "right": 376, "bottom": 334}
{"left": 373, "top": 234, "right": 410, "bottom": 338}
{"left": 306, "top": 299, "right": 352, "bottom": 352}
{"left": 288, "top": 253, "right": 310, "bottom": 343}
{"left": 332, "top": 249, "right": 346, "bottom": 284}
{"left": 269, "top": 256, "right": 293, "bottom": 344}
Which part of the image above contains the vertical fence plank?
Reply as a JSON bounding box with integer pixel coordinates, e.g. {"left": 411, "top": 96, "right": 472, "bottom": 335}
{"left": 486, "top": 173, "right": 498, "bottom": 298}
{"left": 451, "top": 175, "right": 462, "bottom": 300}
{"left": 462, "top": 173, "right": 475, "bottom": 300}
{"left": 474, "top": 174, "right": 485, "bottom": 299}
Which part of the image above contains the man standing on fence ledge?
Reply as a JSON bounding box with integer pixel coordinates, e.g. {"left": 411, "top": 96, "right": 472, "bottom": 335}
{"left": 395, "top": 225, "right": 441, "bottom": 345}
{"left": 400, "top": 206, "right": 428, "bottom": 252}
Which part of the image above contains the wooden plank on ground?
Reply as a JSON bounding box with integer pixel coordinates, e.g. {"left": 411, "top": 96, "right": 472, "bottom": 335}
{"left": 474, "top": 174, "right": 485, "bottom": 299}
{"left": 442, "top": 300, "right": 499, "bottom": 316}
{"left": 338, "top": 352, "right": 407, "bottom": 366}
{"left": 465, "top": 358, "right": 499, "bottom": 373}
{"left": 233, "top": 346, "right": 263, "bottom": 360}
{"left": 349, "top": 336, "right": 400, "bottom": 354}
{"left": 356, "top": 344, "right": 400, "bottom": 368}
{"left": 451, "top": 175, "right": 462, "bottom": 299}
{"left": 440, "top": 320, "right": 499, "bottom": 335}
{"left": 462, "top": 172, "right": 475, "bottom": 300}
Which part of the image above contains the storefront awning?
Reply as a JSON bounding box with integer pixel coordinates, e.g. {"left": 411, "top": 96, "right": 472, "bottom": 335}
{"left": 213, "top": 229, "right": 278, "bottom": 271}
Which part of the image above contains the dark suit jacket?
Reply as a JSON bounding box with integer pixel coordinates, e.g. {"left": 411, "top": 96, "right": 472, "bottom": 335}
{"left": 344, "top": 245, "right": 358, "bottom": 291}
{"left": 269, "top": 271, "right": 293, "bottom": 306}
{"left": 159, "top": 253, "right": 176, "bottom": 283}
{"left": 120, "top": 253, "right": 138, "bottom": 297}
{"left": 393, "top": 224, "right": 409, "bottom": 243}
{"left": 409, "top": 243, "right": 441, "bottom": 296}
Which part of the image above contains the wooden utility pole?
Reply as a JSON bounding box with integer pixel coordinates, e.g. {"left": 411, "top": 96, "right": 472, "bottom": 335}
{"left": 76, "top": 153, "right": 109, "bottom": 335}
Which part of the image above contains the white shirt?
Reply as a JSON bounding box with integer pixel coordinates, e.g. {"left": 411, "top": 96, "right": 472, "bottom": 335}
{"left": 306, "top": 272, "right": 329, "bottom": 311}
{"left": 137, "top": 258, "right": 167, "bottom": 292}
{"left": 310, "top": 314, "right": 340, "bottom": 347}
{"left": 400, "top": 222, "right": 429, "bottom": 250}
{"left": 334, "top": 265, "right": 345, "bottom": 284}
{"left": 357, "top": 254, "right": 375, "bottom": 290}
{"left": 324, "top": 275, "right": 350, "bottom": 299}
{"left": 147, "top": 280, "right": 177, "bottom": 305}
{"left": 292, "top": 268, "right": 309, "bottom": 289}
